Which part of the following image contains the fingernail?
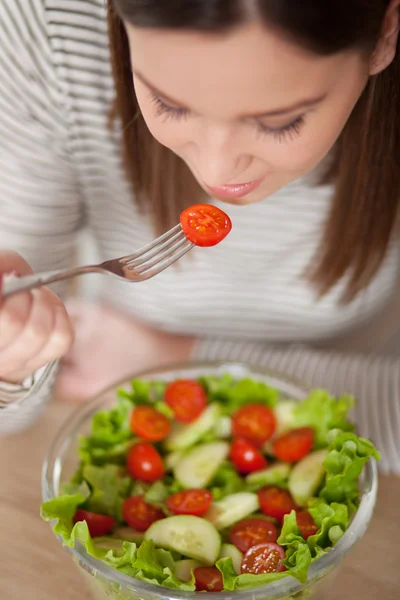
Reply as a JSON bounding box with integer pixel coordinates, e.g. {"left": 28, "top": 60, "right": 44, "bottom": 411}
{"left": 7, "top": 270, "right": 20, "bottom": 278}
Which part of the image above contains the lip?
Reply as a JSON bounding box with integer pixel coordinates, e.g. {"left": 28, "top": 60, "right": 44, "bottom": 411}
{"left": 207, "top": 178, "right": 264, "bottom": 199}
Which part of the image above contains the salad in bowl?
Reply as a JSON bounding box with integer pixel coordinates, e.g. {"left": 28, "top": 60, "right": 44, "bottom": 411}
{"left": 41, "top": 362, "right": 379, "bottom": 600}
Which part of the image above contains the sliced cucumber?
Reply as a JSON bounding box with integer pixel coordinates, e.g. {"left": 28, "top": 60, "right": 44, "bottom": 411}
{"left": 204, "top": 492, "right": 259, "bottom": 530}
{"left": 219, "top": 543, "right": 243, "bottom": 574}
{"left": 94, "top": 537, "right": 124, "bottom": 551}
{"left": 174, "top": 559, "right": 203, "bottom": 582}
{"left": 144, "top": 515, "right": 221, "bottom": 565}
{"left": 113, "top": 526, "right": 144, "bottom": 543}
{"left": 173, "top": 441, "right": 229, "bottom": 488}
{"left": 245, "top": 462, "right": 291, "bottom": 488}
{"left": 274, "top": 400, "right": 297, "bottom": 435}
{"left": 288, "top": 449, "right": 328, "bottom": 506}
{"left": 214, "top": 416, "right": 232, "bottom": 438}
{"left": 165, "top": 403, "right": 221, "bottom": 452}
{"left": 165, "top": 451, "right": 184, "bottom": 471}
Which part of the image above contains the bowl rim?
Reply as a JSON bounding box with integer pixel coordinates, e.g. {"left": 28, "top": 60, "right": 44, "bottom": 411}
{"left": 42, "top": 360, "right": 379, "bottom": 599}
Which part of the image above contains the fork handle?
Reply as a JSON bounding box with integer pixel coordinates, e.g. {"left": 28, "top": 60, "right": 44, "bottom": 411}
{"left": 1, "top": 265, "right": 99, "bottom": 299}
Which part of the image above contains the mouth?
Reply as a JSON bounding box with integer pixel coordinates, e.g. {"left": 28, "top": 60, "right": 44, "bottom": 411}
{"left": 207, "top": 178, "right": 264, "bottom": 199}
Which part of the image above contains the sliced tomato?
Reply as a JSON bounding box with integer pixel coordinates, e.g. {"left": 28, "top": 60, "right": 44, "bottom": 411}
{"left": 180, "top": 204, "right": 232, "bottom": 247}
{"left": 166, "top": 489, "right": 213, "bottom": 516}
{"left": 241, "top": 542, "right": 286, "bottom": 575}
{"left": 127, "top": 442, "right": 165, "bottom": 482}
{"left": 272, "top": 427, "right": 314, "bottom": 462}
{"left": 230, "top": 438, "right": 267, "bottom": 474}
{"left": 230, "top": 517, "right": 278, "bottom": 553}
{"left": 194, "top": 567, "right": 224, "bottom": 592}
{"left": 164, "top": 379, "right": 207, "bottom": 423}
{"left": 296, "top": 510, "right": 318, "bottom": 540}
{"left": 258, "top": 486, "right": 298, "bottom": 522}
{"left": 232, "top": 404, "right": 276, "bottom": 446}
{"left": 122, "top": 496, "right": 164, "bottom": 532}
{"left": 73, "top": 510, "right": 115, "bottom": 538}
{"left": 130, "top": 405, "right": 171, "bottom": 442}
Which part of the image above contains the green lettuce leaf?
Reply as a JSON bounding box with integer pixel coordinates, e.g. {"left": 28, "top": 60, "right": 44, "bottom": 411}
{"left": 83, "top": 464, "right": 132, "bottom": 521}
{"left": 199, "top": 375, "right": 278, "bottom": 415}
{"left": 118, "top": 380, "right": 166, "bottom": 406}
{"left": 291, "top": 390, "right": 355, "bottom": 448}
{"left": 307, "top": 499, "right": 348, "bottom": 555}
{"left": 210, "top": 462, "right": 245, "bottom": 500}
{"left": 319, "top": 432, "right": 380, "bottom": 512}
{"left": 278, "top": 511, "right": 312, "bottom": 584}
{"left": 41, "top": 482, "right": 90, "bottom": 540}
{"left": 216, "top": 556, "right": 291, "bottom": 590}
{"left": 132, "top": 540, "right": 196, "bottom": 590}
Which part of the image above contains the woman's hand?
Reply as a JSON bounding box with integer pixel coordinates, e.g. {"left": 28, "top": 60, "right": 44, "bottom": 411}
{"left": 55, "top": 300, "right": 195, "bottom": 401}
{"left": 0, "top": 251, "right": 74, "bottom": 384}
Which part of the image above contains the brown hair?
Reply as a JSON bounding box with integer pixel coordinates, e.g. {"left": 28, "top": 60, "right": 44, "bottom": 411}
{"left": 107, "top": 0, "right": 400, "bottom": 302}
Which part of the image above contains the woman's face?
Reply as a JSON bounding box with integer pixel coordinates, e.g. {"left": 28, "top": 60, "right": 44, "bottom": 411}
{"left": 126, "top": 22, "right": 370, "bottom": 205}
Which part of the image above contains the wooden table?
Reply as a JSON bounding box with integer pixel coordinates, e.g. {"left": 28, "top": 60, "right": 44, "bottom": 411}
{"left": 1, "top": 400, "right": 399, "bottom": 599}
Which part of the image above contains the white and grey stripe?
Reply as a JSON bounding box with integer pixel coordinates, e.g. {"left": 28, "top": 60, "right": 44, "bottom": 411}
{"left": 0, "top": 1, "right": 399, "bottom": 473}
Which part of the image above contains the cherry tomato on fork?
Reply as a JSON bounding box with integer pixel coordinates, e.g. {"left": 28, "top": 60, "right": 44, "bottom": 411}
{"left": 127, "top": 442, "right": 165, "bottom": 482}
{"left": 166, "top": 489, "right": 213, "bottom": 516}
{"left": 130, "top": 405, "right": 171, "bottom": 442}
{"left": 272, "top": 427, "right": 314, "bottom": 462}
{"left": 180, "top": 204, "right": 232, "bottom": 247}
{"left": 232, "top": 403, "right": 276, "bottom": 446}
{"left": 73, "top": 510, "right": 115, "bottom": 537}
{"left": 164, "top": 379, "right": 207, "bottom": 422}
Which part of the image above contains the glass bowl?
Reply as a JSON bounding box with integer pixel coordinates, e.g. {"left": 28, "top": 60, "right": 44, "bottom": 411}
{"left": 42, "top": 361, "right": 378, "bottom": 600}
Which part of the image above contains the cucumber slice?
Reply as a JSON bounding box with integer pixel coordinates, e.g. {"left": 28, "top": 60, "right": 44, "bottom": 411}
{"left": 174, "top": 559, "right": 203, "bottom": 582}
{"left": 174, "top": 441, "right": 229, "bottom": 488}
{"left": 165, "top": 403, "right": 221, "bottom": 452}
{"left": 245, "top": 462, "right": 291, "bottom": 488}
{"left": 288, "top": 449, "right": 328, "bottom": 506}
{"left": 165, "top": 451, "right": 184, "bottom": 471}
{"left": 144, "top": 515, "right": 221, "bottom": 565}
{"left": 219, "top": 543, "right": 243, "bottom": 574}
{"left": 94, "top": 537, "right": 124, "bottom": 551}
{"left": 274, "top": 400, "right": 297, "bottom": 435}
{"left": 113, "top": 526, "right": 144, "bottom": 544}
{"left": 215, "top": 416, "right": 232, "bottom": 438}
{"left": 204, "top": 492, "right": 259, "bottom": 530}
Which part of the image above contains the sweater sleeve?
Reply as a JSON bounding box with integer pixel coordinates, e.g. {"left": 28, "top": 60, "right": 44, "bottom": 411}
{"left": 192, "top": 338, "right": 400, "bottom": 476}
{"left": 0, "top": 0, "right": 83, "bottom": 432}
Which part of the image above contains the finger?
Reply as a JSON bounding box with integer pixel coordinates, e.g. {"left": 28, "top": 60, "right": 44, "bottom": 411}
{"left": 0, "top": 250, "right": 33, "bottom": 276}
{"left": 0, "top": 290, "right": 33, "bottom": 351}
{"left": 0, "top": 288, "right": 56, "bottom": 374}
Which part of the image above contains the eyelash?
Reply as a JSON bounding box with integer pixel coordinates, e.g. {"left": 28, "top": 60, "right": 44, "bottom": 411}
{"left": 149, "top": 92, "right": 304, "bottom": 142}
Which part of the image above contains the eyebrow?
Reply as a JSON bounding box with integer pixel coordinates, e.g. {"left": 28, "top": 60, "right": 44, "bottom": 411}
{"left": 133, "top": 70, "right": 326, "bottom": 118}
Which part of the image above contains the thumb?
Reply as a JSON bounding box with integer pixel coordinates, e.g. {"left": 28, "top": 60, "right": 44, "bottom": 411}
{"left": 0, "top": 250, "right": 33, "bottom": 276}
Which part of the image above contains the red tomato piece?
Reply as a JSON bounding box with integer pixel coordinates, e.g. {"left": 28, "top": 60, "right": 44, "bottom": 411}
{"left": 130, "top": 405, "right": 171, "bottom": 442}
{"left": 164, "top": 379, "right": 207, "bottom": 423}
{"left": 241, "top": 542, "right": 286, "bottom": 575}
{"left": 180, "top": 204, "right": 232, "bottom": 247}
{"left": 194, "top": 567, "right": 224, "bottom": 592}
{"left": 230, "top": 438, "right": 267, "bottom": 474}
{"left": 166, "top": 489, "right": 213, "bottom": 516}
{"left": 230, "top": 517, "right": 278, "bottom": 553}
{"left": 73, "top": 510, "right": 115, "bottom": 538}
{"left": 258, "top": 486, "right": 298, "bottom": 522}
{"left": 296, "top": 510, "right": 318, "bottom": 540}
{"left": 122, "top": 496, "right": 164, "bottom": 532}
{"left": 127, "top": 442, "right": 165, "bottom": 482}
{"left": 232, "top": 404, "right": 276, "bottom": 446}
{"left": 272, "top": 427, "right": 314, "bottom": 462}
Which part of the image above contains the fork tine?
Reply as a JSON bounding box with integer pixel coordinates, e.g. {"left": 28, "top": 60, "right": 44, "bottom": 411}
{"left": 126, "top": 228, "right": 184, "bottom": 268}
{"left": 137, "top": 240, "right": 194, "bottom": 280}
{"left": 119, "top": 224, "right": 182, "bottom": 264}
{"left": 134, "top": 235, "right": 190, "bottom": 274}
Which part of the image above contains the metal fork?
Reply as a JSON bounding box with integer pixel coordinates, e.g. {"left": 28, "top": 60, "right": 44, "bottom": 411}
{"left": 1, "top": 224, "right": 194, "bottom": 299}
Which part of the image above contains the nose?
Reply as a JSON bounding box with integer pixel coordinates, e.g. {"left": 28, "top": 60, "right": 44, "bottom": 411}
{"left": 195, "top": 123, "right": 252, "bottom": 186}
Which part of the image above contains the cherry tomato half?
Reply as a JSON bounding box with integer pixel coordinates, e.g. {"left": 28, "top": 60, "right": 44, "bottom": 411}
{"left": 296, "top": 510, "right": 318, "bottom": 540}
{"left": 194, "top": 567, "right": 224, "bottom": 592}
{"left": 73, "top": 509, "right": 115, "bottom": 538}
{"left": 127, "top": 442, "right": 165, "bottom": 482}
{"left": 122, "top": 496, "right": 164, "bottom": 531}
{"left": 130, "top": 405, "right": 171, "bottom": 442}
{"left": 230, "top": 438, "right": 267, "bottom": 474}
{"left": 232, "top": 404, "right": 276, "bottom": 447}
{"left": 180, "top": 204, "right": 232, "bottom": 247}
{"left": 258, "top": 486, "right": 298, "bottom": 522}
{"left": 230, "top": 517, "right": 278, "bottom": 553}
{"left": 164, "top": 379, "right": 207, "bottom": 423}
{"left": 241, "top": 542, "right": 286, "bottom": 575}
{"left": 272, "top": 427, "right": 314, "bottom": 462}
{"left": 166, "top": 489, "right": 213, "bottom": 516}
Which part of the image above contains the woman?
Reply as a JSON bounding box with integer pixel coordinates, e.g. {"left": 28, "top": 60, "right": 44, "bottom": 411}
{"left": 0, "top": 0, "right": 399, "bottom": 473}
